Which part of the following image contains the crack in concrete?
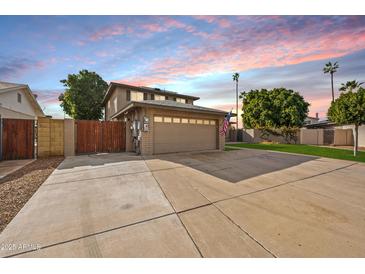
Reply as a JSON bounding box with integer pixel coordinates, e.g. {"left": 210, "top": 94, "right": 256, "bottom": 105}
{"left": 4, "top": 212, "right": 175, "bottom": 258}
{"left": 145, "top": 157, "right": 204, "bottom": 258}
{"left": 5, "top": 154, "right": 357, "bottom": 258}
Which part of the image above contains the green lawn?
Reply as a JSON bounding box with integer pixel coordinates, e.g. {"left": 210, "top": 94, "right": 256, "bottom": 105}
{"left": 226, "top": 143, "right": 365, "bottom": 163}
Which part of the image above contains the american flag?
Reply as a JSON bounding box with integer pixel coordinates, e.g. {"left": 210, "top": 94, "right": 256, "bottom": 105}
{"left": 219, "top": 111, "right": 232, "bottom": 135}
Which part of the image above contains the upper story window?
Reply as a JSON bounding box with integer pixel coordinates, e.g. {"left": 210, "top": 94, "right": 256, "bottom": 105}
{"left": 143, "top": 93, "right": 148, "bottom": 100}
{"left": 155, "top": 94, "right": 166, "bottom": 101}
{"left": 151, "top": 94, "right": 155, "bottom": 100}
{"left": 127, "top": 90, "right": 143, "bottom": 101}
{"left": 176, "top": 98, "right": 186, "bottom": 104}
{"left": 17, "top": 93, "right": 22, "bottom": 103}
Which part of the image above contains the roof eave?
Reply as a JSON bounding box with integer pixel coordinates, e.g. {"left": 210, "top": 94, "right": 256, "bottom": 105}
{"left": 110, "top": 101, "right": 227, "bottom": 119}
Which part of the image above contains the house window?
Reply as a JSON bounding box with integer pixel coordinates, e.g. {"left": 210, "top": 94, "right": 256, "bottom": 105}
{"left": 210, "top": 120, "right": 216, "bottom": 125}
{"left": 154, "top": 116, "right": 163, "bottom": 122}
{"left": 189, "top": 119, "right": 196, "bottom": 124}
{"left": 181, "top": 118, "right": 188, "bottom": 124}
{"left": 196, "top": 119, "right": 203, "bottom": 124}
{"left": 151, "top": 94, "right": 155, "bottom": 100}
{"left": 126, "top": 90, "right": 131, "bottom": 101}
{"left": 204, "top": 120, "right": 210, "bottom": 125}
{"left": 17, "top": 93, "right": 22, "bottom": 103}
{"left": 176, "top": 98, "right": 186, "bottom": 104}
{"left": 155, "top": 94, "right": 166, "bottom": 101}
{"left": 173, "top": 117, "right": 180, "bottom": 123}
{"left": 130, "top": 91, "right": 144, "bottom": 101}
{"left": 143, "top": 93, "right": 148, "bottom": 100}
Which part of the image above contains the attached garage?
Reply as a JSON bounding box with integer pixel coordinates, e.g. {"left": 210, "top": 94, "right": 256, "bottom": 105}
{"left": 153, "top": 116, "right": 218, "bottom": 154}
{"left": 110, "top": 100, "right": 227, "bottom": 155}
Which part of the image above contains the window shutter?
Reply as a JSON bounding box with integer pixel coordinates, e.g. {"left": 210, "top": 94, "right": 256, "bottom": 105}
{"left": 126, "top": 90, "right": 131, "bottom": 101}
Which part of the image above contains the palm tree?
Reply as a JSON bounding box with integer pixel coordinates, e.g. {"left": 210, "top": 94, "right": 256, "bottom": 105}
{"left": 232, "top": 72, "right": 240, "bottom": 129}
{"left": 323, "top": 61, "right": 339, "bottom": 102}
{"left": 339, "top": 80, "right": 364, "bottom": 92}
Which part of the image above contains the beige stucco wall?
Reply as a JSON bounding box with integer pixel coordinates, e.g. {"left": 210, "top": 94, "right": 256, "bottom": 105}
{"left": 333, "top": 129, "right": 353, "bottom": 146}
{"left": 300, "top": 129, "right": 324, "bottom": 145}
{"left": 335, "top": 125, "right": 365, "bottom": 147}
{"left": 64, "top": 119, "right": 75, "bottom": 156}
{"left": 126, "top": 107, "right": 225, "bottom": 155}
{"left": 0, "top": 88, "right": 38, "bottom": 119}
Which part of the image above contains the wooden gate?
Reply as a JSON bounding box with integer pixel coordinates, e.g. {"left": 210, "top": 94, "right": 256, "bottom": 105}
{"left": 0, "top": 118, "right": 35, "bottom": 160}
{"left": 76, "top": 120, "right": 126, "bottom": 154}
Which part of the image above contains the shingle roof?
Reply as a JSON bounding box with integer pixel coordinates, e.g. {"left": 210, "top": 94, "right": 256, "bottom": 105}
{"left": 111, "top": 100, "right": 227, "bottom": 119}
{"left": 0, "top": 81, "right": 26, "bottom": 91}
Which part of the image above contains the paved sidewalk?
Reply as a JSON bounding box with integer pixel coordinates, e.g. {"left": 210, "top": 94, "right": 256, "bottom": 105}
{"left": 0, "top": 159, "right": 34, "bottom": 179}
{"left": 1, "top": 150, "right": 364, "bottom": 257}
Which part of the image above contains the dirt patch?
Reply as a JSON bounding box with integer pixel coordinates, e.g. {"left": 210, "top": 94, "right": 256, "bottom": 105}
{"left": 0, "top": 157, "right": 64, "bottom": 233}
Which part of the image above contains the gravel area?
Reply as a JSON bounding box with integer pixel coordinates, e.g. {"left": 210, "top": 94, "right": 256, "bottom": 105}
{"left": 0, "top": 157, "right": 64, "bottom": 233}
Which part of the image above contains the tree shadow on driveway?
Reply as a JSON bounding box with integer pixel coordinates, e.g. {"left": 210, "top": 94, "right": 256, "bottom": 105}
{"left": 148, "top": 149, "right": 318, "bottom": 183}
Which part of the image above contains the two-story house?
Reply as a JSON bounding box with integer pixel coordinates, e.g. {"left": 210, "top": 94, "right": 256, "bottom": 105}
{"left": 102, "top": 82, "right": 227, "bottom": 155}
{"left": 0, "top": 81, "right": 44, "bottom": 120}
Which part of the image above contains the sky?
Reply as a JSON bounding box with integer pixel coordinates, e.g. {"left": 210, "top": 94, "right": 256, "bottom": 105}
{"left": 1, "top": 15, "right": 365, "bottom": 124}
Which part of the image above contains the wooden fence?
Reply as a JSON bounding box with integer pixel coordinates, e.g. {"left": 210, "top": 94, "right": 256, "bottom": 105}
{"left": 0, "top": 118, "right": 35, "bottom": 160}
{"left": 0, "top": 118, "right": 126, "bottom": 160}
{"left": 76, "top": 120, "right": 126, "bottom": 154}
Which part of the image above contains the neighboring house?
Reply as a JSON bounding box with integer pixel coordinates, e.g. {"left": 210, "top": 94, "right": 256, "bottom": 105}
{"left": 0, "top": 81, "right": 45, "bottom": 120}
{"left": 102, "top": 82, "right": 227, "bottom": 155}
{"left": 304, "top": 113, "right": 320, "bottom": 125}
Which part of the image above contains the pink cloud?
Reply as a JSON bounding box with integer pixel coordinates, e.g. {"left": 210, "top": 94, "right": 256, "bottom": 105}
{"left": 89, "top": 24, "right": 125, "bottom": 41}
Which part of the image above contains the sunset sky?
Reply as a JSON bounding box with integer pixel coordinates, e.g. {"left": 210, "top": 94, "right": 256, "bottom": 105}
{"left": 1, "top": 16, "right": 365, "bottom": 122}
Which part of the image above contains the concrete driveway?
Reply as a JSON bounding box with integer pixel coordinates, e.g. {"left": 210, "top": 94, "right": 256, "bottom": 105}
{"left": 1, "top": 149, "right": 365, "bottom": 257}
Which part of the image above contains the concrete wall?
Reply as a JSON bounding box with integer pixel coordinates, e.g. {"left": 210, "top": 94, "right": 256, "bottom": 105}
{"left": 37, "top": 117, "right": 64, "bottom": 157}
{"left": 64, "top": 119, "right": 75, "bottom": 156}
{"left": 333, "top": 129, "right": 353, "bottom": 146}
{"left": 335, "top": 125, "right": 365, "bottom": 147}
{"left": 0, "top": 88, "right": 37, "bottom": 119}
{"left": 300, "top": 129, "right": 324, "bottom": 145}
{"left": 233, "top": 128, "right": 300, "bottom": 144}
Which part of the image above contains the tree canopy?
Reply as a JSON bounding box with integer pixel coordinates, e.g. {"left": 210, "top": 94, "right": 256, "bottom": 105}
{"left": 327, "top": 87, "right": 365, "bottom": 127}
{"left": 59, "top": 70, "right": 108, "bottom": 120}
{"left": 240, "top": 88, "right": 310, "bottom": 129}
{"left": 327, "top": 86, "right": 365, "bottom": 156}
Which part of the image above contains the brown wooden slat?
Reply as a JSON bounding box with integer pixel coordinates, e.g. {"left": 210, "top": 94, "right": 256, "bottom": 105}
{"left": 76, "top": 120, "right": 125, "bottom": 154}
{"left": 1, "top": 118, "right": 34, "bottom": 160}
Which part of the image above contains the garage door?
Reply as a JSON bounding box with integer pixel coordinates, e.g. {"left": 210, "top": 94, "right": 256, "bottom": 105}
{"left": 153, "top": 116, "right": 218, "bottom": 154}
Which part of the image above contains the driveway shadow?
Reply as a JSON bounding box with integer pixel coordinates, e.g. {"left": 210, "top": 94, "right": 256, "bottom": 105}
{"left": 149, "top": 149, "right": 318, "bottom": 183}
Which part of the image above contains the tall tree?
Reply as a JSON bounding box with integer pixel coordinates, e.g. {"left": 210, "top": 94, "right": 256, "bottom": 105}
{"left": 328, "top": 86, "right": 365, "bottom": 156}
{"left": 339, "top": 80, "right": 364, "bottom": 92}
{"left": 323, "top": 61, "right": 339, "bottom": 102}
{"left": 232, "top": 72, "right": 240, "bottom": 128}
{"left": 59, "top": 70, "right": 108, "bottom": 120}
{"left": 240, "top": 88, "right": 309, "bottom": 142}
